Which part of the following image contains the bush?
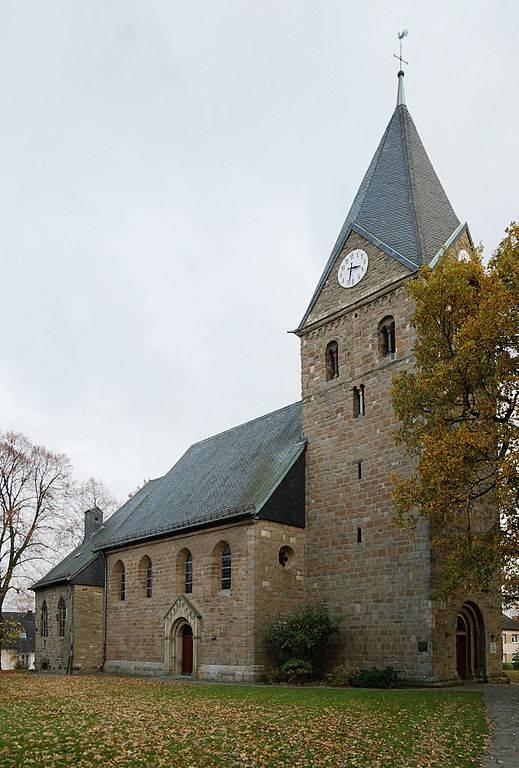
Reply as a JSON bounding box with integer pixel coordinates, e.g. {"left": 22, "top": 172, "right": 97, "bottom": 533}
{"left": 503, "top": 661, "right": 513, "bottom": 670}
{"left": 326, "top": 663, "right": 360, "bottom": 687}
{"left": 349, "top": 666, "right": 399, "bottom": 689}
{"left": 512, "top": 651, "right": 519, "bottom": 671}
{"left": 264, "top": 605, "right": 339, "bottom": 667}
{"left": 278, "top": 658, "right": 313, "bottom": 685}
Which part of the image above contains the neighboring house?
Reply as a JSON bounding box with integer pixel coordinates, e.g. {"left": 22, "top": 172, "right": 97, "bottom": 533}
{"left": 1, "top": 611, "right": 36, "bottom": 670}
{"left": 32, "top": 68, "right": 506, "bottom": 685}
{"left": 502, "top": 614, "right": 519, "bottom": 663}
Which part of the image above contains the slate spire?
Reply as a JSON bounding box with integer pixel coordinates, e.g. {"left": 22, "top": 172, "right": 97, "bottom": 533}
{"left": 298, "top": 74, "right": 461, "bottom": 329}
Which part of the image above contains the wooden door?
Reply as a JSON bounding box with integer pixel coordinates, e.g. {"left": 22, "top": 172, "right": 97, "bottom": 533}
{"left": 181, "top": 626, "right": 193, "bottom": 675}
{"left": 456, "top": 633, "right": 467, "bottom": 679}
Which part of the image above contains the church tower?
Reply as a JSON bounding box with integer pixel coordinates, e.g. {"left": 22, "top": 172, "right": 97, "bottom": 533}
{"left": 296, "top": 70, "right": 504, "bottom": 683}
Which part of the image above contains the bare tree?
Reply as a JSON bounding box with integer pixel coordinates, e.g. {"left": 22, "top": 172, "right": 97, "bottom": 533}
{"left": 0, "top": 431, "right": 73, "bottom": 668}
{"left": 59, "top": 476, "right": 119, "bottom": 549}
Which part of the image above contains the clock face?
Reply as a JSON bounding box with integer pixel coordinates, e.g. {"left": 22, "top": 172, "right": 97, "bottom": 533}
{"left": 458, "top": 249, "right": 471, "bottom": 263}
{"left": 338, "top": 249, "right": 369, "bottom": 288}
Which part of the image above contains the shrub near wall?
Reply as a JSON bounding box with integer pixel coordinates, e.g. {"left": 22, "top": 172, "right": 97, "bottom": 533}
{"left": 264, "top": 605, "right": 339, "bottom": 683}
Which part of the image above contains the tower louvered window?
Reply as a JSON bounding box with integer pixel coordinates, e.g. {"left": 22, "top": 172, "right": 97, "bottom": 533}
{"left": 325, "top": 341, "right": 339, "bottom": 380}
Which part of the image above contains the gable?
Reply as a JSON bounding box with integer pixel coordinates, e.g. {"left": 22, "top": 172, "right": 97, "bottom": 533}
{"left": 303, "top": 232, "right": 413, "bottom": 329}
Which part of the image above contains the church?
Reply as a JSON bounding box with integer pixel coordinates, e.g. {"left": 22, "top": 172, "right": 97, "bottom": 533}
{"left": 33, "top": 70, "right": 504, "bottom": 685}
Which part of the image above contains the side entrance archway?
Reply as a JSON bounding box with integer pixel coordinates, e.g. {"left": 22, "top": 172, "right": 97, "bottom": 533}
{"left": 455, "top": 601, "right": 486, "bottom": 681}
{"left": 164, "top": 595, "right": 201, "bottom": 676}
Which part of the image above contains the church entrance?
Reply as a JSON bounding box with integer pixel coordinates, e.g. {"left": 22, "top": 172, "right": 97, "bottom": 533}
{"left": 455, "top": 602, "right": 486, "bottom": 681}
{"left": 181, "top": 624, "right": 193, "bottom": 675}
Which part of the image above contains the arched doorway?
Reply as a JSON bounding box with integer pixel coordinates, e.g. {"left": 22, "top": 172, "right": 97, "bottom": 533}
{"left": 181, "top": 624, "right": 193, "bottom": 675}
{"left": 455, "top": 602, "right": 486, "bottom": 681}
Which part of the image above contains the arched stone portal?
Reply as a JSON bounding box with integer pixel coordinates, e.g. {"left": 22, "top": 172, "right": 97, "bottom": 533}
{"left": 164, "top": 595, "right": 201, "bottom": 676}
{"left": 455, "top": 601, "right": 486, "bottom": 681}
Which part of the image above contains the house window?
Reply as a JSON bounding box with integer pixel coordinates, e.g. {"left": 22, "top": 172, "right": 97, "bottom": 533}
{"left": 512, "top": 634, "right": 519, "bottom": 643}
{"left": 353, "top": 385, "right": 365, "bottom": 417}
{"left": 57, "top": 597, "right": 66, "bottom": 638}
{"left": 185, "top": 552, "right": 193, "bottom": 594}
{"left": 221, "top": 544, "right": 232, "bottom": 590}
{"left": 379, "top": 316, "right": 396, "bottom": 357}
{"left": 146, "top": 558, "right": 153, "bottom": 598}
{"left": 40, "top": 600, "right": 48, "bottom": 638}
{"left": 357, "top": 527, "right": 362, "bottom": 543}
{"left": 357, "top": 461, "right": 362, "bottom": 479}
{"left": 325, "top": 341, "right": 339, "bottom": 381}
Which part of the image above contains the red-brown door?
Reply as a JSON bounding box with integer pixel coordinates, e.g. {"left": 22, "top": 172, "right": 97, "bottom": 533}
{"left": 456, "top": 633, "right": 467, "bottom": 679}
{"left": 181, "top": 625, "right": 193, "bottom": 675}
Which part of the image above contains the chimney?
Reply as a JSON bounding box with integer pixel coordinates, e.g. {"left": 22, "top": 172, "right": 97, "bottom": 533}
{"left": 84, "top": 507, "right": 103, "bottom": 541}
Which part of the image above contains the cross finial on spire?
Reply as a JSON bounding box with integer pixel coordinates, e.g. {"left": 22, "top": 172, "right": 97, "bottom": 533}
{"left": 394, "top": 29, "right": 409, "bottom": 107}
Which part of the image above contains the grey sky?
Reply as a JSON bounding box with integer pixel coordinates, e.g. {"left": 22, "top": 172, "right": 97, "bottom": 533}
{"left": 1, "top": 1, "right": 517, "bottom": 502}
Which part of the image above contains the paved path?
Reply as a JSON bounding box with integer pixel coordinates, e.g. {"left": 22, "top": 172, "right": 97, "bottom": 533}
{"left": 481, "top": 684, "right": 519, "bottom": 767}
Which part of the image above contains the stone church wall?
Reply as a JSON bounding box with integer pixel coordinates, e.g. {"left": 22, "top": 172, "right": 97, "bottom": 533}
{"left": 301, "top": 229, "right": 504, "bottom": 683}
{"left": 250, "top": 520, "right": 305, "bottom": 669}
{"left": 104, "top": 521, "right": 254, "bottom": 679}
{"left": 34, "top": 584, "right": 72, "bottom": 672}
{"left": 103, "top": 517, "right": 305, "bottom": 680}
{"left": 34, "top": 584, "right": 104, "bottom": 672}
{"left": 73, "top": 585, "right": 104, "bottom": 671}
{"left": 301, "top": 233, "right": 435, "bottom": 681}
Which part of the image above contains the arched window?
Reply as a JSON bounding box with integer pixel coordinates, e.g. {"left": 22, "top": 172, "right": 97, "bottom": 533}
{"left": 120, "top": 564, "right": 126, "bottom": 601}
{"left": 177, "top": 548, "right": 193, "bottom": 594}
{"left": 185, "top": 552, "right": 193, "bottom": 594}
{"left": 378, "top": 316, "right": 396, "bottom": 357}
{"left": 138, "top": 555, "right": 153, "bottom": 598}
{"left": 325, "top": 341, "right": 339, "bottom": 381}
{"left": 40, "top": 600, "right": 48, "bottom": 638}
{"left": 113, "top": 560, "right": 125, "bottom": 602}
{"left": 353, "top": 384, "right": 365, "bottom": 417}
{"left": 146, "top": 558, "right": 152, "bottom": 598}
{"left": 57, "top": 597, "right": 66, "bottom": 638}
{"left": 221, "top": 544, "right": 232, "bottom": 590}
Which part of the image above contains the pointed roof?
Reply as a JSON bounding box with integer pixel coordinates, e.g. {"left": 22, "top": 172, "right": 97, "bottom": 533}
{"left": 298, "top": 73, "right": 461, "bottom": 330}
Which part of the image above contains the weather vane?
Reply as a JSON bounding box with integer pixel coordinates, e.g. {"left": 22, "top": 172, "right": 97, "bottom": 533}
{"left": 394, "top": 29, "right": 409, "bottom": 72}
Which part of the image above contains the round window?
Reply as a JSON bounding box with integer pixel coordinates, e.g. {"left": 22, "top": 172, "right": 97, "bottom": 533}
{"left": 278, "top": 545, "right": 294, "bottom": 569}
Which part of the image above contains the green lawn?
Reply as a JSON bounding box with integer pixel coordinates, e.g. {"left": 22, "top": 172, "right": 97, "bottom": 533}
{"left": 505, "top": 669, "right": 519, "bottom": 682}
{"left": 0, "top": 672, "right": 488, "bottom": 768}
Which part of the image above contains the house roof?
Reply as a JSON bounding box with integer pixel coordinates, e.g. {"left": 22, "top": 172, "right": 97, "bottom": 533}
{"left": 1, "top": 610, "right": 36, "bottom": 653}
{"left": 33, "top": 401, "right": 305, "bottom": 587}
{"left": 298, "top": 74, "right": 460, "bottom": 330}
{"left": 502, "top": 613, "right": 519, "bottom": 631}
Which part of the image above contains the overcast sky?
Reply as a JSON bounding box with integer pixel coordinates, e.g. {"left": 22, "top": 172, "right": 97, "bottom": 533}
{"left": 0, "top": 1, "right": 517, "bottom": 504}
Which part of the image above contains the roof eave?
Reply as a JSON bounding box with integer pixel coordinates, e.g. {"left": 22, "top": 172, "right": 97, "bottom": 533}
{"left": 428, "top": 222, "right": 471, "bottom": 269}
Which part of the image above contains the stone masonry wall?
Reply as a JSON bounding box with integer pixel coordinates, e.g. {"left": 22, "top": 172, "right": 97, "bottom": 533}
{"left": 301, "top": 228, "right": 503, "bottom": 682}
{"left": 105, "top": 521, "right": 254, "bottom": 679}
{"left": 301, "top": 232, "right": 434, "bottom": 681}
{"left": 73, "top": 585, "right": 104, "bottom": 672}
{"left": 34, "top": 585, "right": 72, "bottom": 672}
{"left": 104, "top": 518, "right": 305, "bottom": 680}
{"left": 250, "top": 520, "right": 305, "bottom": 669}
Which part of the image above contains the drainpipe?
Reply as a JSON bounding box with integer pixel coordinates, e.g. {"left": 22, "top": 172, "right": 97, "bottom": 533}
{"left": 101, "top": 551, "right": 108, "bottom": 671}
{"left": 67, "top": 583, "right": 74, "bottom": 674}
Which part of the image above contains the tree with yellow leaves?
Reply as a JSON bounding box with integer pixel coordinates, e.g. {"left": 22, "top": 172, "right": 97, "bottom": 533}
{"left": 392, "top": 223, "right": 519, "bottom": 606}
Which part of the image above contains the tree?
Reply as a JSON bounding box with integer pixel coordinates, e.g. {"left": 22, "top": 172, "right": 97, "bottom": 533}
{"left": 391, "top": 223, "right": 519, "bottom": 605}
{"left": 0, "top": 432, "right": 74, "bottom": 667}
{"left": 61, "top": 477, "right": 118, "bottom": 549}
